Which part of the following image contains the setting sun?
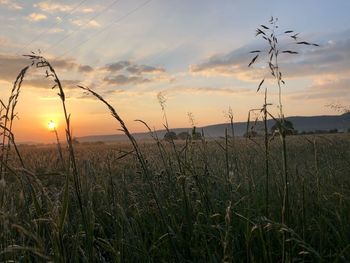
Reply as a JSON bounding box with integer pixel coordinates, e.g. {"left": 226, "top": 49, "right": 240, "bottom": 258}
{"left": 48, "top": 120, "right": 56, "bottom": 131}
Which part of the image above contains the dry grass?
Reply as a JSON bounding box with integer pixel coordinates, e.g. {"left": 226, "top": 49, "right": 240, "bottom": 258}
{"left": 1, "top": 135, "right": 350, "bottom": 262}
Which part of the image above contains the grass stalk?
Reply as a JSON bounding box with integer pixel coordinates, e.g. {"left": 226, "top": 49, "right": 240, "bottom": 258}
{"left": 263, "top": 88, "right": 270, "bottom": 217}
{"left": 78, "top": 85, "right": 182, "bottom": 261}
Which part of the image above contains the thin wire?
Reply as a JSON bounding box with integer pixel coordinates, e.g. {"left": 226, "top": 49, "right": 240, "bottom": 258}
{"left": 43, "top": 0, "right": 123, "bottom": 54}
{"left": 16, "top": 0, "right": 88, "bottom": 55}
{"left": 57, "top": 0, "right": 153, "bottom": 59}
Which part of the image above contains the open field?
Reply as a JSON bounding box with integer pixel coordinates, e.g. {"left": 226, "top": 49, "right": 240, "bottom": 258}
{"left": 1, "top": 7, "right": 350, "bottom": 262}
{"left": 1, "top": 133, "right": 349, "bottom": 262}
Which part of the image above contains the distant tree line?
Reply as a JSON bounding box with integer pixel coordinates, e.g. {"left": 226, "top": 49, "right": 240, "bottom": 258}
{"left": 164, "top": 126, "right": 202, "bottom": 141}
{"left": 244, "top": 120, "right": 348, "bottom": 138}
{"left": 299, "top": 128, "right": 341, "bottom": 135}
{"left": 165, "top": 121, "right": 349, "bottom": 140}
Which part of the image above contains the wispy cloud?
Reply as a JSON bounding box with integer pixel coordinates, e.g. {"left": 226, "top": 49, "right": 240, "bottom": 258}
{"left": 0, "top": 55, "right": 172, "bottom": 99}
{"left": 71, "top": 19, "right": 101, "bottom": 28}
{"left": 103, "top": 61, "right": 131, "bottom": 72}
{"left": 0, "top": 55, "right": 31, "bottom": 81}
{"left": 288, "top": 77, "right": 350, "bottom": 101}
{"left": 103, "top": 61, "right": 165, "bottom": 75}
{"left": 81, "top": 7, "right": 94, "bottom": 13}
{"left": 190, "top": 30, "right": 350, "bottom": 82}
{"left": 104, "top": 75, "right": 150, "bottom": 86}
{"left": 47, "top": 27, "right": 64, "bottom": 34}
{"left": 0, "top": 54, "right": 94, "bottom": 83}
{"left": 0, "top": 0, "right": 22, "bottom": 10}
{"left": 126, "top": 64, "right": 165, "bottom": 75}
{"left": 96, "top": 85, "right": 252, "bottom": 99}
{"left": 34, "top": 2, "right": 71, "bottom": 13}
{"left": 34, "top": 1, "right": 95, "bottom": 15}
{"left": 101, "top": 60, "right": 172, "bottom": 86}
{"left": 78, "top": 65, "right": 94, "bottom": 73}
{"left": 27, "top": 13, "right": 48, "bottom": 22}
{"left": 163, "top": 86, "right": 252, "bottom": 95}
{"left": 87, "top": 20, "right": 100, "bottom": 28}
{"left": 23, "top": 78, "right": 80, "bottom": 90}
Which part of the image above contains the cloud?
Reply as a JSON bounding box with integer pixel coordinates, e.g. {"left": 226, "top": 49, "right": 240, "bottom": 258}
{"left": 0, "top": 54, "right": 94, "bottom": 83}
{"left": 103, "top": 61, "right": 165, "bottom": 75}
{"left": 34, "top": 1, "right": 95, "bottom": 14}
{"left": 190, "top": 42, "right": 265, "bottom": 82}
{"left": 71, "top": 19, "right": 101, "bottom": 28}
{"left": 23, "top": 78, "right": 80, "bottom": 90}
{"left": 101, "top": 60, "right": 171, "bottom": 87}
{"left": 126, "top": 65, "right": 165, "bottom": 75}
{"left": 0, "top": 55, "right": 32, "bottom": 82}
{"left": 104, "top": 75, "right": 150, "bottom": 85}
{"left": 87, "top": 20, "right": 100, "bottom": 28}
{"left": 281, "top": 37, "right": 350, "bottom": 78}
{"left": 27, "top": 13, "right": 47, "bottom": 22}
{"left": 49, "top": 59, "right": 76, "bottom": 69}
{"left": 0, "top": 0, "right": 22, "bottom": 10}
{"left": 48, "top": 27, "right": 64, "bottom": 34}
{"left": 34, "top": 2, "right": 71, "bottom": 13}
{"left": 288, "top": 77, "right": 350, "bottom": 101}
{"left": 0, "top": 54, "right": 171, "bottom": 99}
{"left": 97, "top": 85, "right": 252, "bottom": 99}
{"left": 0, "top": 56, "right": 82, "bottom": 102}
{"left": 104, "top": 61, "right": 131, "bottom": 72}
{"left": 163, "top": 86, "right": 252, "bottom": 95}
{"left": 81, "top": 7, "right": 94, "bottom": 13}
{"left": 190, "top": 30, "right": 350, "bottom": 82}
{"left": 78, "top": 65, "right": 94, "bottom": 73}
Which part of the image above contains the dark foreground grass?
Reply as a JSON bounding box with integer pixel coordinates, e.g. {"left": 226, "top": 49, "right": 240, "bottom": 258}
{"left": 0, "top": 134, "right": 349, "bottom": 262}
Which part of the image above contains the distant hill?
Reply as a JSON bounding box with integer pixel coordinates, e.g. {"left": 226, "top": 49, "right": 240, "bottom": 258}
{"left": 77, "top": 113, "right": 350, "bottom": 142}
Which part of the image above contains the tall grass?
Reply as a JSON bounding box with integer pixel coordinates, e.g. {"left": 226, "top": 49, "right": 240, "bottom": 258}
{"left": 248, "top": 17, "right": 320, "bottom": 262}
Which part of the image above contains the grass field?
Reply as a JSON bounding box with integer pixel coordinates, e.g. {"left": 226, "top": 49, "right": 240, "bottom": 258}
{"left": 0, "top": 133, "right": 349, "bottom": 262}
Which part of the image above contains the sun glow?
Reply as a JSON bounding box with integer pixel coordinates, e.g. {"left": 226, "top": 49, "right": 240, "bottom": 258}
{"left": 48, "top": 120, "right": 56, "bottom": 131}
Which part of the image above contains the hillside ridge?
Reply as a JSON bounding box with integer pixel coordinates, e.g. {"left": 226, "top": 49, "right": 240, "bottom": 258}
{"left": 77, "top": 113, "right": 350, "bottom": 142}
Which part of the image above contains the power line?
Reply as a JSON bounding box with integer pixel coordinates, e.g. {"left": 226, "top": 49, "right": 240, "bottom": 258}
{"left": 57, "top": 0, "right": 153, "bottom": 59}
{"left": 16, "top": 0, "right": 89, "bottom": 55}
{"left": 43, "top": 0, "right": 123, "bottom": 54}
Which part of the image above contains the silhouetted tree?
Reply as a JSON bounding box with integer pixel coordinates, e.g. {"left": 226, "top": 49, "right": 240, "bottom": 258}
{"left": 164, "top": 131, "right": 177, "bottom": 141}
{"left": 271, "top": 119, "right": 295, "bottom": 135}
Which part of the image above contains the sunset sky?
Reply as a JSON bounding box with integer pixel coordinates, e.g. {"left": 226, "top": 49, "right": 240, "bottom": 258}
{"left": 0, "top": 0, "right": 350, "bottom": 142}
